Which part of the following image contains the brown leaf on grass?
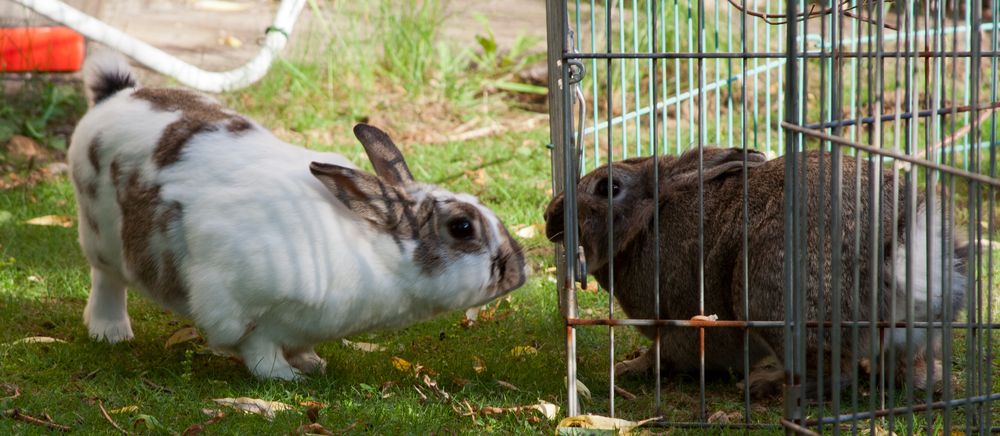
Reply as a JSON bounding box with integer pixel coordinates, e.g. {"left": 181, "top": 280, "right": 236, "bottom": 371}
{"left": 24, "top": 215, "right": 74, "bottom": 228}
{"left": 164, "top": 327, "right": 201, "bottom": 348}
{"left": 182, "top": 410, "right": 225, "bottom": 436}
{"left": 421, "top": 374, "right": 452, "bottom": 401}
{"left": 466, "top": 169, "right": 489, "bottom": 188}
{"left": 707, "top": 410, "right": 742, "bottom": 424}
{"left": 298, "top": 401, "right": 326, "bottom": 409}
{"left": 472, "top": 356, "right": 486, "bottom": 374}
{"left": 212, "top": 397, "right": 292, "bottom": 420}
{"left": 478, "top": 400, "right": 560, "bottom": 421}
{"left": 292, "top": 422, "right": 334, "bottom": 435}
{"left": 341, "top": 339, "right": 385, "bottom": 352}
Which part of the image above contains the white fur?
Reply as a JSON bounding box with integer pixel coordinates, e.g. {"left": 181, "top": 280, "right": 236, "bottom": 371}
{"left": 887, "top": 201, "right": 966, "bottom": 352}
{"left": 69, "top": 54, "right": 522, "bottom": 380}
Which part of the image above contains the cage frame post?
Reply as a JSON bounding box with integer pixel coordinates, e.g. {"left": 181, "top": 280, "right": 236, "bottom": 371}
{"left": 545, "top": 0, "right": 581, "bottom": 418}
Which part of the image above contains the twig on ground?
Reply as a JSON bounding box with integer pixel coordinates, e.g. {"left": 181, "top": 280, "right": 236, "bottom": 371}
{"left": 1, "top": 383, "right": 20, "bottom": 401}
{"left": 141, "top": 377, "right": 173, "bottom": 394}
{"left": 3, "top": 408, "right": 72, "bottom": 432}
{"left": 614, "top": 386, "right": 638, "bottom": 400}
{"left": 98, "top": 401, "right": 130, "bottom": 435}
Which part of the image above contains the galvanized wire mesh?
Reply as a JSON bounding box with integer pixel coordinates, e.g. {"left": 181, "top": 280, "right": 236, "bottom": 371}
{"left": 545, "top": 0, "right": 999, "bottom": 432}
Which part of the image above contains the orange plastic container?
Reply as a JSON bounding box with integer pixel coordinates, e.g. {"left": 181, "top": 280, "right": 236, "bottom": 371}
{"left": 1, "top": 26, "right": 85, "bottom": 72}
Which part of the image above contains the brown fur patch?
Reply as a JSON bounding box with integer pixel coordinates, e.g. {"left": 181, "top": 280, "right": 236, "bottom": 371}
{"left": 88, "top": 136, "right": 102, "bottom": 173}
{"left": 132, "top": 88, "right": 254, "bottom": 167}
{"left": 226, "top": 117, "right": 253, "bottom": 134}
{"left": 114, "top": 167, "right": 189, "bottom": 310}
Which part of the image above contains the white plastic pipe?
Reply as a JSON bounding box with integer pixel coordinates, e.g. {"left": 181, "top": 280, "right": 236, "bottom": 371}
{"left": 12, "top": 0, "right": 307, "bottom": 92}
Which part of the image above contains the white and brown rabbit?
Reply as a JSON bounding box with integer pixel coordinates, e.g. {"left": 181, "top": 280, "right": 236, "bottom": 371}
{"left": 68, "top": 52, "right": 527, "bottom": 380}
{"left": 545, "top": 147, "right": 966, "bottom": 399}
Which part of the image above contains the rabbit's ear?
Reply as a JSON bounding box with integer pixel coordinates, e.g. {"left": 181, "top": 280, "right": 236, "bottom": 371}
{"left": 353, "top": 124, "right": 415, "bottom": 186}
{"left": 310, "top": 162, "right": 413, "bottom": 232}
{"left": 665, "top": 148, "right": 767, "bottom": 189}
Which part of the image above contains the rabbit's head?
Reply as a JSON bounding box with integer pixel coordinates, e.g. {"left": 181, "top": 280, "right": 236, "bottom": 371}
{"left": 310, "top": 124, "right": 527, "bottom": 308}
{"left": 544, "top": 147, "right": 766, "bottom": 272}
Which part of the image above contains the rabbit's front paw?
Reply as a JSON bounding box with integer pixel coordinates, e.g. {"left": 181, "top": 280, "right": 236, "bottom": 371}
{"left": 286, "top": 349, "right": 327, "bottom": 375}
{"left": 614, "top": 348, "right": 656, "bottom": 378}
{"left": 84, "top": 313, "right": 134, "bottom": 343}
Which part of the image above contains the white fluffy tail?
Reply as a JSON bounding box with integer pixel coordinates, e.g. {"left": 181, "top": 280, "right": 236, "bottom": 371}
{"left": 83, "top": 51, "right": 137, "bottom": 105}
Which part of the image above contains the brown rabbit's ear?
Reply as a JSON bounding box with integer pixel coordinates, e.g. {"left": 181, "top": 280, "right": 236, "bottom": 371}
{"left": 310, "top": 162, "right": 413, "bottom": 232}
{"left": 353, "top": 124, "right": 415, "bottom": 186}
{"left": 665, "top": 148, "right": 767, "bottom": 189}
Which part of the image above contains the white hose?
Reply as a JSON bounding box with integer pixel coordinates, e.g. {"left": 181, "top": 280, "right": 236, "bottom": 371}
{"left": 12, "top": 0, "right": 308, "bottom": 92}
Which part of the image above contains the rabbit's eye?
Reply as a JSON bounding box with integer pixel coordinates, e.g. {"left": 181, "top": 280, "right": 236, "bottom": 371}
{"left": 594, "top": 178, "right": 622, "bottom": 198}
{"left": 447, "top": 217, "right": 476, "bottom": 240}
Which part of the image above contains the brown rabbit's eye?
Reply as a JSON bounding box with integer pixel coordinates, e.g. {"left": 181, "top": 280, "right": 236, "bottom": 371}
{"left": 594, "top": 178, "right": 622, "bottom": 198}
{"left": 447, "top": 217, "right": 475, "bottom": 240}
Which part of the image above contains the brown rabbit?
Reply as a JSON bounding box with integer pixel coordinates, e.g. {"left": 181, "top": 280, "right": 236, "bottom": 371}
{"left": 545, "top": 147, "right": 966, "bottom": 399}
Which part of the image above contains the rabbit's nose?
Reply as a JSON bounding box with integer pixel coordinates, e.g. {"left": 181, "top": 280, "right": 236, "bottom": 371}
{"left": 544, "top": 195, "right": 566, "bottom": 242}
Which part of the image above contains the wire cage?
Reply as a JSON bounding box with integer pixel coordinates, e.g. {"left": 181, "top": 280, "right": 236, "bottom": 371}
{"left": 544, "top": 0, "right": 999, "bottom": 433}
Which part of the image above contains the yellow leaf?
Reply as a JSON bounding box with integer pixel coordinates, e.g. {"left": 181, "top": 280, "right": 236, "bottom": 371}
{"left": 212, "top": 397, "right": 292, "bottom": 420}
{"left": 341, "top": 339, "right": 385, "bottom": 352}
{"left": 25, "top": 215, "right": 73, "bottom": 228}
{"left": 472, "top": 356, "right": 486, "bottom": 374}
{"left": 511, "top": 345, "right": 538, "bottom": 357}
{"left": 109, "top": 405, "right": 139, "bottom": 414}
{"left": 164, "top": 327, "right": 201, "bottom": 349}
{"left": 222, "top": 35, "right": 243, "bottom": 48}
{"left": 9, "top": 336, "right": 66, "bottom": 345}
{"left": 556, "top": 414, "right": 660, "bottom": 434}
{"left": 391, "top": 356, "right": 412, "bottom": 372}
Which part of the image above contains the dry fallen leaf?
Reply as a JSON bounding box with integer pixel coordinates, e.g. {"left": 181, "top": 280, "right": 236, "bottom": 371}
{"left": 292, "top": 422, "right": 333, "bottom": 435}
{"left": 25, "top": 215, "right": 73, "bottom": 228}
{"left": 472, "top": 356, "right": 486, "bottom": 374}
{"left": 511, "top": 345, "right": 538, "bottom": 357}
{"left": 9, "top": 336, "right": 66, "bottom": 345}
{"left": 466, "top": 169, "right": 488, "bottom": 188}
{"left": 707, "top": 410, "right": 742, "bottom": 424}
{"left": 341, "top": 339, "right": 386, "bottom": 352}
{"left": 212, "top": 397, "right": 292, "bottom": 420}
{"left": 575, "top": 379, "right": 592, "bottom": 402}
{"left": 165, "top": 327, "right": 201, "bottom": 349}
{"left": 556, "top": 414, "right": 660, "bottom": 434}
{"left": 496, "top": 380, "right": 520, "bottom": 391}
{"left": 479, "top": 400, "right": 559, "bottom": 421}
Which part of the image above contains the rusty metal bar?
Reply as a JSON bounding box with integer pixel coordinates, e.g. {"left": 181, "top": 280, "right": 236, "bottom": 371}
{"left": 781, "top": 122, "right": 1000, "bottom": 189}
